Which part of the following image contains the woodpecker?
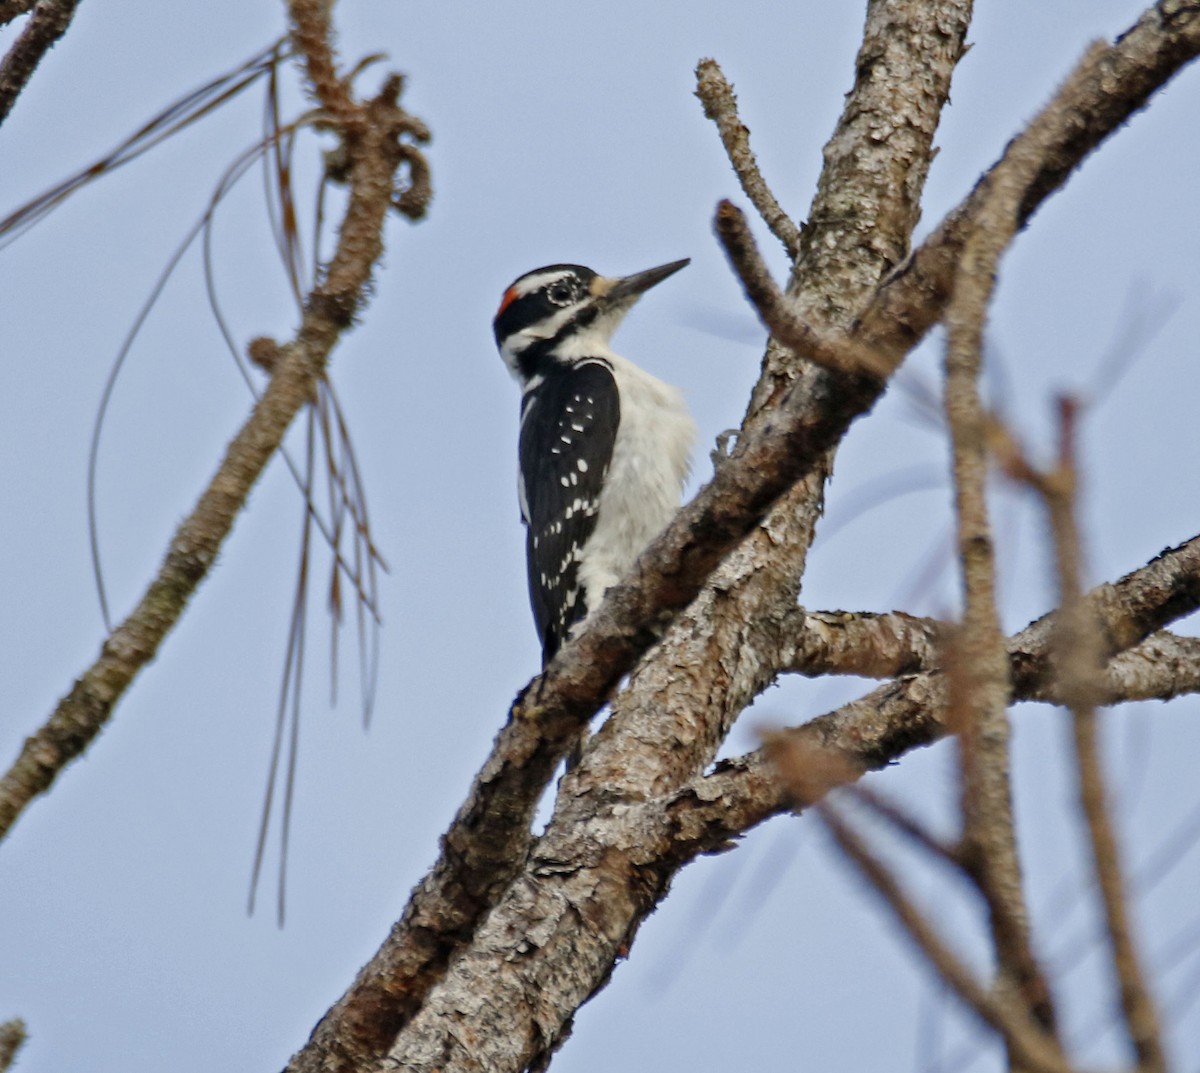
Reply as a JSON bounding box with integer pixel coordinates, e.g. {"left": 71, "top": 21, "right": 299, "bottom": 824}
{"left": 493, "top": 259, "right": 696, "bottom": 666}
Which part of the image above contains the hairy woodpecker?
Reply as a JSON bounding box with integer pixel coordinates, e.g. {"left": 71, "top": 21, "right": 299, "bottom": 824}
{"left": 493, "top": 259, "right": 696, "bottom": 665}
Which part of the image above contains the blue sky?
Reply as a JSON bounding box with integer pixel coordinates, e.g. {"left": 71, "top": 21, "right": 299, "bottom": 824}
{"left": 1, "top": 2, "right": 1199, "bottom": 1071}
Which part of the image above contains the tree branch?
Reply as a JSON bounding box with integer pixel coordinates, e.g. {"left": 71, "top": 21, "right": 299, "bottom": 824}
{"left": 713, "top": 199, "right": 891, "bottom": 378}
{"left": 680, "top": 533, "right": 1200, "bottom": 851}
{"left": 289, "top": 0, "right": 359, "bottom": 130}
{"left": 0, "top": 0, "right": 84, "bottom": 126}
{"left": 0, "top": 0, "right": 37, "bottom": 25}
{"left": 776, "top": 607, "right": 945, "bottom": 679}
{"left": 354, "top": 532, "right": 1200, "bottom": 1073}
{"left": 942, "top": 54, "right": 1078, "bottom": 1039}
{"left": 775, "top": 604, "right": 1200, "bottom": 703}
{"left": 695, "top": 58, "right": 803, "bottom": 256}
{"left": 0, "top": 14, "right": 429, "bottom": 843}
{"left": 1054, "top": 631, "right": 1200, "bottom": 704}
{"left": 860, "top": 0, "right": 1200, "bottom": 359}
{"left": 285, "top": 4, "right": 1200, "bottom": 1070}
{"left": 1040, "top": 404, "right": 1167, "bottom": 1073}
{"left": 291, "top": 1, "right": 975, "bottom": 1069}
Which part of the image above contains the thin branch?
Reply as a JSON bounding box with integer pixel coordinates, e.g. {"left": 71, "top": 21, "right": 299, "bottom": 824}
{"left": 1042, "top": 401, "right": 1167, "bottom": 1073}
{"left": 939, "top": 41, "right": 1155, "bottom": 1044}
{"left": 943, "top": 80, "right": 1064, "bottom": 1039}
{"left": 0, "top": 45, "right": 429, "bottom": 841}
{"left": 0, "top": 0, "right": 83, "bottom": 126}
{"left": 774, "top": 611, "right": 1200, "bottom": 704}
{"left": 0, "top": 40, "right": 290, "bottom": 249}
{"left": 695, "top": 58, "right": 802, "bottom": 255}
{"left": 844, "top": 783, "right": 965, "bottom": 869}
{"left": 665, "top": 532, "right": 1200, "bottom": 865}
{"left": 816, "top": 801, "right": 1076, "bottom": 1073}
{"left": 289, "top": 0, "right": 358, "bottom": 129}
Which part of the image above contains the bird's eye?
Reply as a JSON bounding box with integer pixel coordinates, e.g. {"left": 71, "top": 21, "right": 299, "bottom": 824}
{"left": 547, "top": 281, "right": 574, "bottom": 306}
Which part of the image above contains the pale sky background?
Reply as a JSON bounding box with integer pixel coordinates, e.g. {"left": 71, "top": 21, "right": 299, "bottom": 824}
{"left": 2, "top": 2, "right": 1199, "bottom": 1071}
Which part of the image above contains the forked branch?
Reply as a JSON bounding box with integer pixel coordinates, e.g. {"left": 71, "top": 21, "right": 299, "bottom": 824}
{"left": 285, "top": 7, "right": 1200, "bottom": 1070}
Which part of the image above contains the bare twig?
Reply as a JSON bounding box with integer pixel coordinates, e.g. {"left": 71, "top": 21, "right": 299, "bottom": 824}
{"left": 816, "top": 801, "right": 1074, "bottom": 1073}
{"left": 1036, "top": 401, "right": 1167, "bottom": 1073}
{"left": 0, "top": 0, "right": 83, "bottom": 125}
{"left": 0, "top": 40, "right": 290, "bottom": 250}
{"left": 945, "top": 191, "right": 1058, "bottom": 1051}
{"left": 695, "top": 59, "right": 802, "bottom": 255}
{"left": 844, "top": 783, "right": 964, "bottom": 868}
{"left": 940, "top": 47, "right": 1124, "bottom": 1049}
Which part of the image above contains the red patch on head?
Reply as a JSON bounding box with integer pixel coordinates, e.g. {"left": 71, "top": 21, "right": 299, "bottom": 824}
{"left": 497, "top": 285, "right": 520, "bottom": 317}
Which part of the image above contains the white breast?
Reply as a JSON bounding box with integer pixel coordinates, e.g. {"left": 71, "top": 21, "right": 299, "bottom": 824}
{"left": 575, "top": 350, "right": 696, "bottom": 610}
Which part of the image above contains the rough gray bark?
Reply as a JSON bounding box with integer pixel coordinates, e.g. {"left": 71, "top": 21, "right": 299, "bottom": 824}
{"left": 384, "top": 1, "right": 972, "bottom": 1069}
{"left": 274, "top": 2, "right": 1200, "bottom": 1071}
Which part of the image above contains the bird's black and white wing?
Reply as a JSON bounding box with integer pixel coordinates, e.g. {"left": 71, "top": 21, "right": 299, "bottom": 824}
{"left": 518, "top": 359, "right": 619, "bottom": 662}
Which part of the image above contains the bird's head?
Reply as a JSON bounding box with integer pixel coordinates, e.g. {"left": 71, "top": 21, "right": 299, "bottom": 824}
{"left": 493, "top": 259, "right": 689, "bottom": 383}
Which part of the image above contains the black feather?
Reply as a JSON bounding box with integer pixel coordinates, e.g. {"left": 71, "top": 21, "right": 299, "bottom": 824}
{"left": 518, "top": 359, "right": 619, "bottom": 663}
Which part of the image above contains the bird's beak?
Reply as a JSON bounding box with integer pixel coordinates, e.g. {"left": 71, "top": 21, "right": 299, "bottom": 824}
{"left": 599, "top": 258, "right": 690, "bottom": 303}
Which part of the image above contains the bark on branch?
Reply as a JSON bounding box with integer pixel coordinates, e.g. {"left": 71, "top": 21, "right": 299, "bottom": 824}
{"left": 777, "top": 605, "right": 1200, "bottom": 707}
{"left": 286, "top": 4, "right": 1200, "bottom": 1071}
{"left": 0, "top": 0, "right": 84, "bottom": 126}
{"left": 0, "top": 7, "right": 430, "bottom": 843}
{"left": 695, "top": 59, "right": 803, "bottom": 256}
{"left": 674, "top": 531, "right": 1200, "bottom": 857}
